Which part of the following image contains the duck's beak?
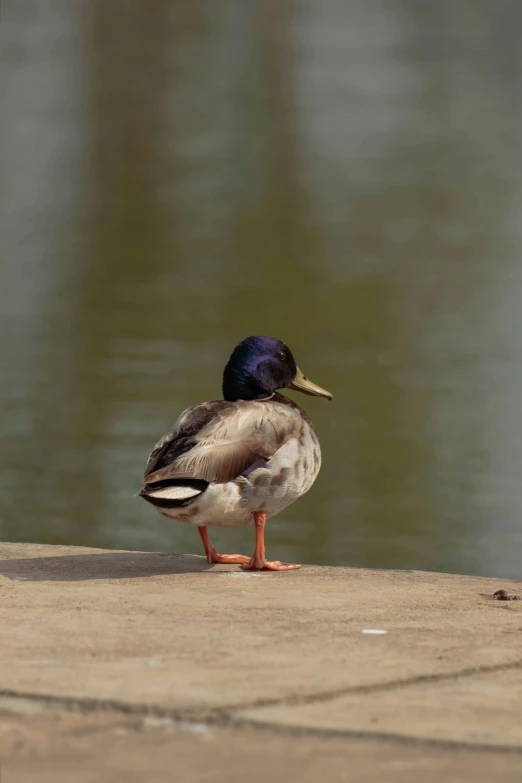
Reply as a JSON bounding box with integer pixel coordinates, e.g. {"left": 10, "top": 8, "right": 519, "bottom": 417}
{"left": 287, "top": 367, "right": 333, "bottom": 400}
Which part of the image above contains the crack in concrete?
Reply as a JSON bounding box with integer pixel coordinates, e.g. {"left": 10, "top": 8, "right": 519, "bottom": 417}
{"left": 213, "top": 657, "right": 522, "bottom": 713}
{"left": 224, "top": 717, "right": 522, "bottom": 754}
{"left": 2, "top": 656, "right": 522, "bottom": 754}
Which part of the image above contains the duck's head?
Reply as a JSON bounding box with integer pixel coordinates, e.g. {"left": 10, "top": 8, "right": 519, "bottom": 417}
{"left": 222, "top": 336, "right": 332, "bottom": 402}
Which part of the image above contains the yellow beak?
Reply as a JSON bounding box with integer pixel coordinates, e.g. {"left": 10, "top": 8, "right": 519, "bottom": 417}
{"left": 287, "top": 367, "right": 333, "bottom": 400}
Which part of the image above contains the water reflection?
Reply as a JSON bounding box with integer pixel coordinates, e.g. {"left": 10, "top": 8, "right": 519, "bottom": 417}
{"left": 2, "top": 0, "right": 522, "bottom": 578}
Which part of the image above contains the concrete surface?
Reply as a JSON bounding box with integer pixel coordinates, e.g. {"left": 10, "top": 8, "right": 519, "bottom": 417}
{"left": 1, "top": 543, "right": 522, "bottom": 782}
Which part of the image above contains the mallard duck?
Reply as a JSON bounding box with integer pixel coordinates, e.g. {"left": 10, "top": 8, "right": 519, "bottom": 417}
{"left": 139, "top": 336, "right": 332, "bottom": 571}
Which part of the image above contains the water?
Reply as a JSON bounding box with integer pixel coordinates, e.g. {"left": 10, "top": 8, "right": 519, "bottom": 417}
{"left": 2, "top": 0, "right": 522, "bottom": 578}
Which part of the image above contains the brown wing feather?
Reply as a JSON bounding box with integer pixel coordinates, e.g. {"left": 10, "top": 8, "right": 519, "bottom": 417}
{"left": 144, "top": 401, "right": 230, "bottom": 477}
{"left": 144, "top": 399, "right": 301, "bottom": 485}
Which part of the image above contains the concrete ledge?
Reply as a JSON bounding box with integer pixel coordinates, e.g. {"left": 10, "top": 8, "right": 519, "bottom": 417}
{"left": 1, "top": 543, "right": 522, "bottom": 781}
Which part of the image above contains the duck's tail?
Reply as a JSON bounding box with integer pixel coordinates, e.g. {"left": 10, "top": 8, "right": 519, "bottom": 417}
{"left": 138, "top": 478, "right": 208, "bottom": 509}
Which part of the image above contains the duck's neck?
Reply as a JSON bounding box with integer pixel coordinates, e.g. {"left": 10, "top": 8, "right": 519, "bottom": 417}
{"left": 222, "top": 382, "right": 272, "bottom": 402}
{"left": 222, "top": 370, "right": 272, "bottom": 402}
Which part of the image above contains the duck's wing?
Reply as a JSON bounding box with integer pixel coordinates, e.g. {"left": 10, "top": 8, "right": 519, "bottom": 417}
{"left": 144, "top": 399, "right": 301, "bottom": 485}
{"left": 144, "top": 401, "right": 230, "bottom": 478}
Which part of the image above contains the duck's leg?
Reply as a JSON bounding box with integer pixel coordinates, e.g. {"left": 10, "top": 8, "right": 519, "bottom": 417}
{"left": 198, "top": 526, "right": 250, "bottom": 565}
{"left": 241, "top": 512, "right": 302, "bottom": 571}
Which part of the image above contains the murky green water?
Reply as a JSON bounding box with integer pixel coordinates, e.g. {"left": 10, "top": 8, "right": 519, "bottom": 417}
{"left": 3, "top": 1, "right": 522, "bottom": 577}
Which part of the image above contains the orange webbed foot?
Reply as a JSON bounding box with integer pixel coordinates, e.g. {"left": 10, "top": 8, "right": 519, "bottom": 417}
{"left": 240, "top": 512, "right": 302, "bottom": 571}
{"left": 208, "top": 552, "right": 251, "bottom": 565}
{"left": 240, "top": 558, "right": 302, "bottom": 572}
{"left": 198, "top": 526, "right": 250, "bottom": 565}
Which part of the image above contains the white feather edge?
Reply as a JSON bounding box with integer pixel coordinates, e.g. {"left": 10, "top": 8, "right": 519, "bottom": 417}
{"left": 146, "top": 486, "right": 202, "bottom": 500}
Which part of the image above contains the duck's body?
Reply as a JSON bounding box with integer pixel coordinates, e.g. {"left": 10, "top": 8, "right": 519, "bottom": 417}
{"left": 139, "top": 336, "right": 331, "bottom": 571}
{"left": 141, "top": 393, "right": 321, "bottom": 529}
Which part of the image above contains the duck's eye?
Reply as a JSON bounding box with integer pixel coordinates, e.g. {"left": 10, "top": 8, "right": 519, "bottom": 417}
{"left": 276, "top": 350, "right": 287, "bottom": 361}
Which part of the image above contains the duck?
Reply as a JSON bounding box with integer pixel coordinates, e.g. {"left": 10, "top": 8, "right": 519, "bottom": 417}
{"left": 138, "top": 336, "right": 332, "bottom": 571}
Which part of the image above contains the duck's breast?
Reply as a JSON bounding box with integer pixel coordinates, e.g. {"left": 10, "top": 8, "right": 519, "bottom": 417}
{"left": 239, "top": 419, "right": 322, "bottom": 519}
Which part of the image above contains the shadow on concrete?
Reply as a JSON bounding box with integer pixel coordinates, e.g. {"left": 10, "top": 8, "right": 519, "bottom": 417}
{"left": 0, "top": 552, "right": 216, "bottom": 581}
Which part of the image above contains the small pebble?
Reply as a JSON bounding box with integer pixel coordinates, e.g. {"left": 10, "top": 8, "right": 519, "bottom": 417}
{"left": 492, "top": 589, "right": 520, "bottom": 601}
